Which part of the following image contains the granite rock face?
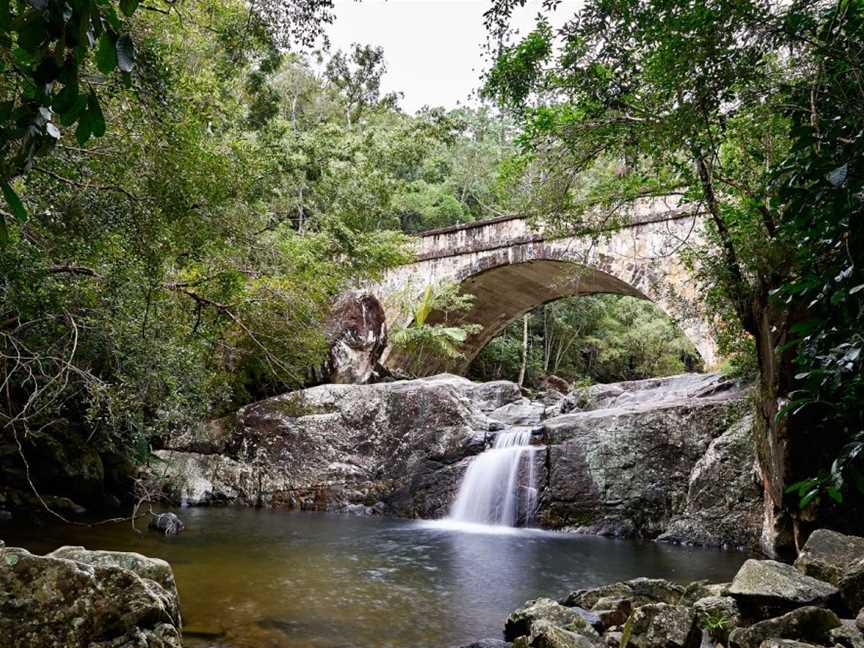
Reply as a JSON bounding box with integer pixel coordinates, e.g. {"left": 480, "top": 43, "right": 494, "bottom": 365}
{"left": 728, "top": 560, "right": 839, "bottom": 611}
{"left": 320, "top": 290, "right": 388, "bottom": 384}
{"left": 0, "top": 544, "right": 181, "bottom": 648}
{"left": 150, "top": 372, "right": 761, "bottom": 548}
{"left": 794, "top": 529, "right": 864, "bottom": 612}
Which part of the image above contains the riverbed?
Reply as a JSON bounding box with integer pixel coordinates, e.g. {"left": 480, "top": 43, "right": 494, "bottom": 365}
{"left": 2, "top": 508, "right": 751, "bottom": 647}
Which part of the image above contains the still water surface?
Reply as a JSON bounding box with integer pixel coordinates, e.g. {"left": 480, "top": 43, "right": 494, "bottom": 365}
{"left": 3, "top": 508, "right": 750, "bottom": 647}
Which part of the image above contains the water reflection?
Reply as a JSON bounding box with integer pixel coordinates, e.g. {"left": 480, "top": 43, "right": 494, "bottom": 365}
{"left": 1, "top": 508, "right": 750, "bottom": 647}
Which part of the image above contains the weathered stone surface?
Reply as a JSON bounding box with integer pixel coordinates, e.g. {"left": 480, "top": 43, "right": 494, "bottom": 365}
{"left": 830, "top": 621, "right": 864, "bottom": 648}
{"left": 681, "top": 581, "right": 729, "bottom": 605}
{"left": 728, "top": 559, "right": 839, "bottom": 609}
{"left": 657, "top": 415, "right": 762, "bottom": 549}
{"left": 149, "top": 512, "right": 184, "bottom": 536}
{"left": 451, "top": 640, "right": 511, "bottom": 648}
{"left": 728, "top": 606, "right": 841, "bottom": 648}
{"left": 693, "top": 596, "right": 741, "bottom": 641}
{"left": 0, "top": 545, "right": 181, "bottom": 648}
{"left": 538, "top": 374, "right": 756, "bottom": 545}
{"left": 321, "top": 290, "right": 387, "bottom": 385}
{"left": 512, "top": 620, "right": 602, "bottom": 648}
{"left": 377, "top": 204, "right": 720, "bottom": 376}
{"left": 154, "top": 375, "right": 510, "bottom": 517}
{"left": 857, "top": 608, "right": 864, "bottom": 631}
{"left": 794, "top": 529, "right": 864, "bottom": 612}
{"left": 625, "top": 603, "right": 701, "bottom": 648}
{"left": 150, "top": 372, "right": 758, "bottom": 548}
{"left": 757, "top": 641, "right": 821, "bottom": 648}
{"left": 505, "top": 598, "right": 600, "bottom": 643}
{"left": 564, "top": 578, "right": 685, "bottom": 610}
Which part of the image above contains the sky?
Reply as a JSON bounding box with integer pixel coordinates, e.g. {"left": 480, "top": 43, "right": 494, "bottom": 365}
{"left": 325, "top": 0, "right": 581, "bottom": 114}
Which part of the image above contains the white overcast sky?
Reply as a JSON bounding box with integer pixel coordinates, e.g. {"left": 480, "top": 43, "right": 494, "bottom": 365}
{"left": 325, "top": 0, "right": 581, "bottom": 114}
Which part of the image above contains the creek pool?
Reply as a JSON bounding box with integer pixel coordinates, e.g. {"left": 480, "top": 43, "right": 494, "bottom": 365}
{"left": 2, "top": 507, "right": 750, "bottom": 647}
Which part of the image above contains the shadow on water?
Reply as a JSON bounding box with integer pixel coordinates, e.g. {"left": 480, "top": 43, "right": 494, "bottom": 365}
{"left": 1, "top": 507, "right": 753, "bottom": 647}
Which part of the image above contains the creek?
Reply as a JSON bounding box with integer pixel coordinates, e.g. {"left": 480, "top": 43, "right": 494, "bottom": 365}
{"left": 2, "top": 507, "right": 750, "bottom": 647}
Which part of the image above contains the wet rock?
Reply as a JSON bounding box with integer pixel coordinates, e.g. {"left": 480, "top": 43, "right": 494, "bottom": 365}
{"left": 624, "top": 603, "right": 701, "bottom": 648}
{"left": 512, "top": 619, "right": 602, "bottom": 648}
{"left": 321, "top": 290, "right": 387, "bottom": 385}
{"left": 728, "top": 606, "right": 841, "bottom": 648}
{"left": 858, "top": 608, "right": 864, "bottom": 631}
{"left": 564, "top": 578, "right": 685, "bottom": 610}
{"left": 728, "top": 559, "right": 839, "bottom": 610}
{"left": 0, "top": 544, "right": 181, "bottom": 648}
{"left": 452, "top": 640, "right": 511, "bottom": 648}
{"left": 505, "top": 598, "right": 601, "bottom": 642}
{"left": 489, "top": 399, "right": 545, "bottom": 426}
{"left": 149, "top": 512, "right": 185, "bottom": 536}
{"left": 794, "top": 529, "right": 864, "bottom": 612}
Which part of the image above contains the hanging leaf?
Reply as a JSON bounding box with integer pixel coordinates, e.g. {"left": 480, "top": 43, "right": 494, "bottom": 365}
{"left": 119, "top": 0, "right": 141, "bottom": 17}
{"left": 116, "top": 34, "right": 135, "bottom": 73}
{"left": 95, "top": 32, "right": 118, "bottom": 74}
{"left": 87, "top": 90, "right": 106, "bottom": 137}
{"left": 1, "top": 182, "right": 27, "bottom": 223}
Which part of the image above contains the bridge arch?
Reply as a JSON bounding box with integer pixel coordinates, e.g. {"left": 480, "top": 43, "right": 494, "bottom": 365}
{"left": 375, "top": 202, "right": 717, "bottom": 376}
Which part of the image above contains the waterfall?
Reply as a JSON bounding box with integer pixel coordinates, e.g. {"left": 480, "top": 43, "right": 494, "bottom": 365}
{"left": 448, "top": 429, "right": 538, "bottom": 527}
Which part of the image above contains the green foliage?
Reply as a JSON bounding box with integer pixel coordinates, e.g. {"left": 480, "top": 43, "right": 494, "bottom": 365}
{"left": 773, "top": 0, "right": 864, "bottom": 509}
{"left": 470, "top": 295, "right": 701, "bottom": 386}
{"left": 484, "top": 0, "right": 864, "bottom": 520}
{"left": 390, "top": 283, "right": 482, "bottom": 375}
{"left": 0, "top": 0, "right": 141, "bottom": 225}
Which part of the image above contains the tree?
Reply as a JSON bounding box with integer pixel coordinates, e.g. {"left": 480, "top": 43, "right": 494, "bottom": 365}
{"left": 483, "top": 0, "right": 863, "bottom": 553}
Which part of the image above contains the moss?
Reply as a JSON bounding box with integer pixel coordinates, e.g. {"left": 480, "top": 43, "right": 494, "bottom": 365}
{"left": 271, "top": 395, "right": 336, "bottom": 418}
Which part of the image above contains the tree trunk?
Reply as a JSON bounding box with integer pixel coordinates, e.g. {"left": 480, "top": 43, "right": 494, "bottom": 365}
{"left": 517, "top": 313, "right": 529, "bottom": 387}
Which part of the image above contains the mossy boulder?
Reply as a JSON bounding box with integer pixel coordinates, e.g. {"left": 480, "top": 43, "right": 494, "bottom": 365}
{"left": 0, "top": 544, "right": 181, "bottom": 648}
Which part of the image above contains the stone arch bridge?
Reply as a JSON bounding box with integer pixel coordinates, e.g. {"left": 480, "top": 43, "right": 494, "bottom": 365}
{"left": 374, "top": 199, "right": 716, "bottom": 375}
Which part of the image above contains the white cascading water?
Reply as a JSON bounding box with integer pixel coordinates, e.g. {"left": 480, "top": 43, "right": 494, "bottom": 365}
{"left": 448, "top": 429, "right": 538, "bottom": 527}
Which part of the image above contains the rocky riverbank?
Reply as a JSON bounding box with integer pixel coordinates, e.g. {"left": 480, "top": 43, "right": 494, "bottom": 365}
{"left": 461, "top": 528, "right": 864, "bottom": 648}
{"left": 0, "top": 541, "right": 182, "bottom": 647}
{"left": 147, "top": 372, "right": 762, "bottom": 550}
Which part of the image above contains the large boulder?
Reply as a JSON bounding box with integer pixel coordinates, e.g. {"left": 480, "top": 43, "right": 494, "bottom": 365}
{"left": 152, "top": 375, "right": 518, "bottom": 517}
{"left": 0, "top": 544, "right": 181, "bottom": 648}
{"left": 794, "top": 529, "right": 864, "bottom": 612}
{"left": 563, "top": 578, "right": 685, "bottom": 610}
{"left": 693, "top": 596, "right": 742, "bottom": 641}
{"left": 322, "top": 290, "right": 388, "bottom": 385}
{"left": 539, "top": 374, "right": 756, "bottom": 545}
{"left": 657, "top": 415, "right": 762, "bottom": 549}
{"left": 728, "top": 559, "right": 839, "bottom": 611}
{"left": 728, "top": 606, "right": 841, "bottom": 648}
{"left": 512, "top": 619, "right": 601, "bottom": 648}
{"left": 506, "top": 598, "right": 601, "bottom": 643}
{"left": 623, "top": 603, "right": 701, "bottom": 648}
